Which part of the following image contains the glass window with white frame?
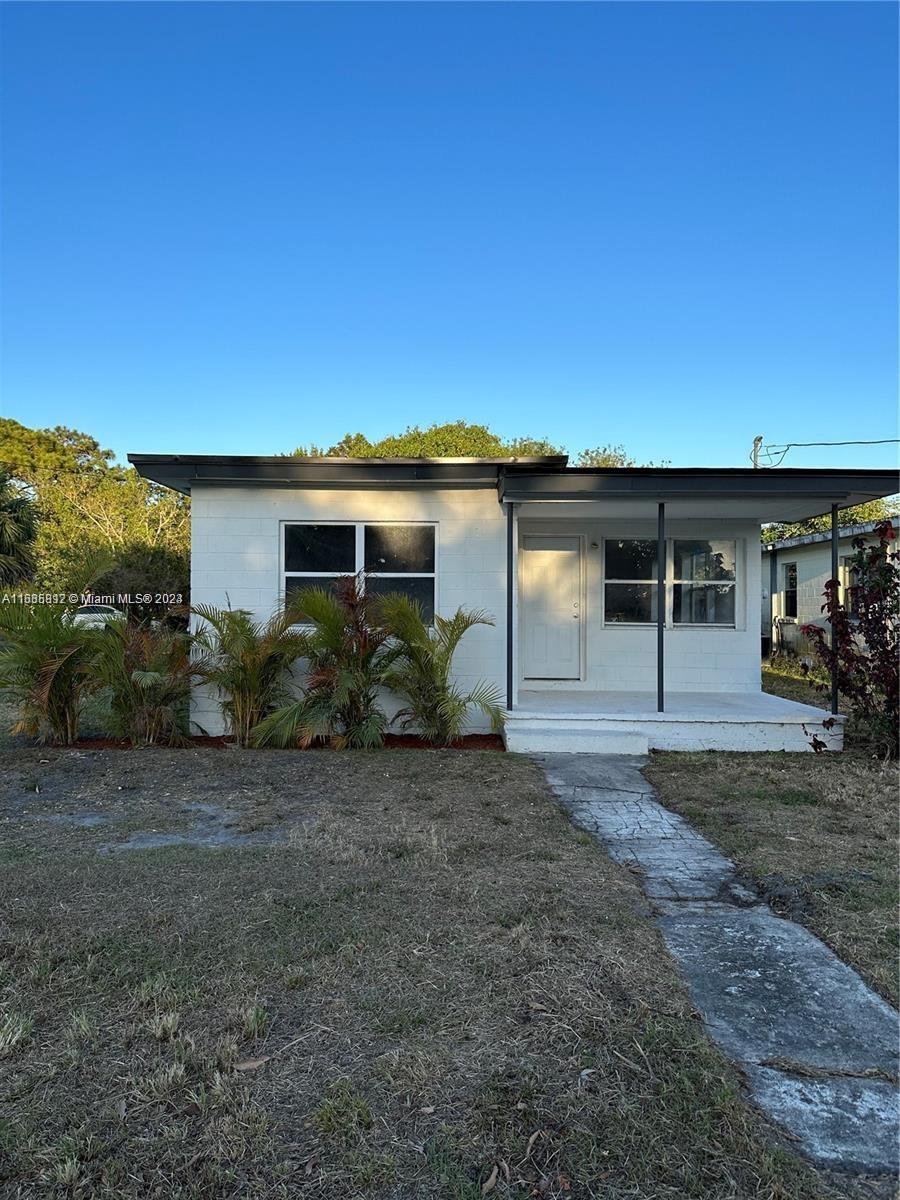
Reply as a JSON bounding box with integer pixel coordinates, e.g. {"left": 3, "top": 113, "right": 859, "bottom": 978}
{"left": 603, "top": 539, "right": 660, "bottom": 623}
{"left": 603, "top": 538, "right": 738, "bottom": 627}
{"left": 284, "top": 523, "right": 436, "bottom": 622}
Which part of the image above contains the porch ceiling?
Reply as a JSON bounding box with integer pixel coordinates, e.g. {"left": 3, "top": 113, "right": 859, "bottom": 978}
{"left": 499, "top": 467, "right": 899, "bottom": 523}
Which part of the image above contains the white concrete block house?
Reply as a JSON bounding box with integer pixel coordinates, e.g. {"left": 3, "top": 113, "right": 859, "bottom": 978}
{"left": 761, "top": 518, "right": 900, "bottom": 657}
{"left": 130, "top": 454, "right": 897, "bottom": 754}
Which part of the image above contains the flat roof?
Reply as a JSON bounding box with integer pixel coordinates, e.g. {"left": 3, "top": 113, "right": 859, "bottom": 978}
{"left": 498, "top": 465, "right": 899, "bottom": 521}
{"left": 128, "top": 453, "right": 567, "bottom": 493}
{"left": 763, "top": 516, "right": 899, "bottom": 552}
{"left": 128, "top": 453, "right": 899, "bottom": 522}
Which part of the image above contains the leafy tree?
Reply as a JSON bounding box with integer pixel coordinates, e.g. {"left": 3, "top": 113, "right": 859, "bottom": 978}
{"left": 292, "top": 420, "right": 563, "bottom": 459}
{"left": 93, "top": 545, "right": 190, "bottom": 623}
{"left": 575, "top": 443, "right": 636, "bottom": 467}
{"left": 762, "top": 499, "right": 899, "bottom": 545}
{"left": 0, "top": 469, "right": 39, "bottom": 583}
{"left": 0, "top": 418, "right": 190, "bottom": 595}
{"left": 0, "top": 420, "right": 113, "bottom": 479}
{"left": 290, "top": 420, "right": 661, "bottom": 466}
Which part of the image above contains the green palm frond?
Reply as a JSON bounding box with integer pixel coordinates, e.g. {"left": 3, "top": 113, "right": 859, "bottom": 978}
{"left": 0, "top": 603, "right": 103, "bottom": 744}
{"left": 379, "top": 599, "right": 502, "bottom": 744}
{"left": 190, "top": 602, "right": 307, "bottom": 745}
{"left": 255, "top": 573, "right": 393, "bottom": 749}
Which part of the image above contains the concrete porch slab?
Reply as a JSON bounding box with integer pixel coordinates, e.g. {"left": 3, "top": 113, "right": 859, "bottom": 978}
{"left": 505, "top": 690, "right": 845, "bottom": 753}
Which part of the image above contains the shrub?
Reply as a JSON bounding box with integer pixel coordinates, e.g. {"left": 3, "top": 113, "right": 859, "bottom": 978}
{"left": 191, "top": 605, "right": 308, "bottom": 746}
{"left": 0, "top": 604, "right": 102, "bottom": 744}
{"left": 378, "top": 595, "right": 504, "bottom": 745}
{"left": 253, "top": 574, "right": 399, "bottom": 749}
{"left": 801, "top": 519, "right": 898, "bottom": 756}
{"left": 93, "top": 619, "right": 195, "bottom": 746}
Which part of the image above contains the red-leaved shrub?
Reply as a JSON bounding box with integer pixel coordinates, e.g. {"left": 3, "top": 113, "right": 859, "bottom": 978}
{"left": 801, "top": 519, "right": 898, "bottom": 756}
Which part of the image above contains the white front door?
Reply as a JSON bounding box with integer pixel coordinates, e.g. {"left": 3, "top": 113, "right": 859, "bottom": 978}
{"left": 521, "top": 536, "right": 582, "bottom": 679}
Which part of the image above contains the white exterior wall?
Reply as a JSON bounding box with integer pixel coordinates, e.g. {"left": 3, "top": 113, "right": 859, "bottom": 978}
{"left": 189, "top": 485, "right": 508, "bottom": 734}
{"left": 188, "top": 486, "right": 766, "bottom": 735}
{"left": 766, "top": 535, "right": 874, "bottom": 632}
{"left": 518, "top": 515, "right": 762, "bottom": 696}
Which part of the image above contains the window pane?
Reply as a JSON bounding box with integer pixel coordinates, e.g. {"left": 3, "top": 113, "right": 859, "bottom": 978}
{"left": 604, "top": 583, "right": 658, "bottom": 623}
{"left": 673, "top": 584, "right": 736, "bottom": 625}
{"left": 673, "top": 540, "right": 736, "bottom": 582}
{"left": 285, "top": 525, "right": 355, "bottom": 572}
{"left": 604, "top": 539, "right": 657, "bottom": 580}
{"left": 284, "top": 575, "right": 343, "bottom": 606}
{"left": 367, "top": 576, "right": 435, "bottom": 623}
{"left": 784, "top": 563, "right": 798, "bottom": 618}
{"left": 365, "top": 525, "right": 435, "bottom": 573}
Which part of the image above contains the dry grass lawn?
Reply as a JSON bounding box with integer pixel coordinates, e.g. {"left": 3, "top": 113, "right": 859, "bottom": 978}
{"left": 0, "top": 745, "right": 835, "bottom": 1200}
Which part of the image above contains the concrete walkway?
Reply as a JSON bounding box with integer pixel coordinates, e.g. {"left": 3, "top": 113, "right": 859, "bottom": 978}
{"left": 537, "top": 752, "right": 899, "bottom": 1178}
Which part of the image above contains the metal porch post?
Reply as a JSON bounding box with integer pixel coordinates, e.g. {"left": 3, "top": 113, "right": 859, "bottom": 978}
{"left": 831, "top": 503, "right": 839, "bottom": 715}
{"left": 657, "top": 502, "right": 665, "bottom": 712}
{"left": 506, "top": 502, "right": 515, "bottom": 710}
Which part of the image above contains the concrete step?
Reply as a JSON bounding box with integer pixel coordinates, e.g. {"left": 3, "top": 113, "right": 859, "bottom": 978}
{"left": 503, "top": 720, "right": 649, "bottom": 755}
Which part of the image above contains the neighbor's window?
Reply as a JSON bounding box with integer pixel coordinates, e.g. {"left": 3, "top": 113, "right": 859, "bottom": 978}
{"left": 841, "top": 556, "right": 861, "bottom": 618}
{"left": 604, "top": 539, "right": 659, "bottom": 624}
{"left": 672, "top": 539, "right": 737, "bottom": 626}
{"left": 284, "top": 523, "right": 436, "bottom": 622}
{"left": 783, "top": 562, "right": 798, "bottom": 619}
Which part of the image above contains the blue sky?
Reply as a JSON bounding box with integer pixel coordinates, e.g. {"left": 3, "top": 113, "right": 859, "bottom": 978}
{"left": 1, "top": 2, "right": 897, "bottom": 469}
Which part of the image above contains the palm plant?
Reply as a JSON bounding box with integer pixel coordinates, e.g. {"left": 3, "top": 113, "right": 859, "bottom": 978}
{"left": 377, "top": 595, "right": 504, "bottom": 745}
{"left": 93, "top": 619, "right": 196, "bottom": 746}
{"left": 0, "top": 470, "right": 38, "bottom": 584}
{"left": 191, "top": 605, "right": 308, "bottom": 746}
{"left": 0, "top": 604, "right": 102, "bottom": 744}
{"left": 253, "top": 574, "right": 399, "bottom": 749}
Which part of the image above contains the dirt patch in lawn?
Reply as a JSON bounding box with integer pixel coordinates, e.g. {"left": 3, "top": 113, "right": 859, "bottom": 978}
{"left": 1, "top": 747, "right": 839, "bottom": 1199}
{"left": 644, "top": 750, "right": 899, "bottom": 1008}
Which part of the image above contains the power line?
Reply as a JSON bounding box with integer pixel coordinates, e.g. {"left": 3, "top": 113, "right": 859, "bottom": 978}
{"left": 750, "top": 437, "right": 900, "bottom": 468}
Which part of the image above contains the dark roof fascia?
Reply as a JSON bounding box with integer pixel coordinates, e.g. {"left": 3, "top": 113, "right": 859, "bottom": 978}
{"left": 762, "top": 516, "right": 900, "bottom": 553}
{"left": 128, "top": 455, "right": 900, "bottom": 510}
{"left": 128, "top": 454, "right": 567, "bottom": 494}
{"left": 498, "top": 466, "right": 900, "bottom": 504}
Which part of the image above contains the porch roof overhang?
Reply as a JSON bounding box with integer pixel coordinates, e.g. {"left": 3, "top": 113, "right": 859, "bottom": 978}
{"left": 129, "top": 454, "right": 899, "bottom": 524}
{"left": 498, "top": 466, "right": 900, "bottom": 523}
{"left": 128, "top": 453, "right": 566, "bottom": 494}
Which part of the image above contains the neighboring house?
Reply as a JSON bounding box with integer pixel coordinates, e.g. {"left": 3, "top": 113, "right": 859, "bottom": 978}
{"left": 762, "top": 517, "right": 900, "bottom": 657}
{"left": 130, "top": 454, "right": 898, "bottom": 754}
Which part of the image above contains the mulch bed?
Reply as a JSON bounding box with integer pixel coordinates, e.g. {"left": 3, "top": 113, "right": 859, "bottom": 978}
{"left": 68, "top": 733, "right": 505, "bottom": 751}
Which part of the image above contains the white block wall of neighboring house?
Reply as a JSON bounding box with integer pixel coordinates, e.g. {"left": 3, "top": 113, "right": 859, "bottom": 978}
{"left": 189, "top": 485, "right": 509, "bottom": 735}
{"left": 769, "top": 538, "right": 857, "bottom": 630}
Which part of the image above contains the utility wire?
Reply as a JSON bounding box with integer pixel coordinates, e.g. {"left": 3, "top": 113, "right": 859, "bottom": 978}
{"left": 751, "top": 438, "right": 900, "bottom": 468}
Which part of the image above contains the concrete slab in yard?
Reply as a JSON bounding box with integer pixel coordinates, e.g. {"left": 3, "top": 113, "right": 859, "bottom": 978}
{"left": 658, "top": 904, "right": 899, "bottom": 1074}
{"left": 535, "top": 753, "right": 652, "bottom": 793}
{"left": 535, "top": 752, "right": 900, "bottom": 1179}
{"left": 560, "top": 785, "right": 738, "bottom": 901}
{"left": 744, "top": 1065, "right": 899, "bottom": 1174}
